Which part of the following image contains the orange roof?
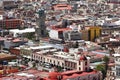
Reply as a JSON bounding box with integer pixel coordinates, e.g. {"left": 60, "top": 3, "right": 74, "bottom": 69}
{"left": 63, "top": 47, "right": 69, "bottom": 52}
{"left": 61, "top": 70, "right": 79, "bottom": 75}
{"left": 108, "top": 63, "right": 115, "bottom": 66}
{"left": 95, "top": 54, "right": 104, "bottom": 58}
{"left": 12, "top": 38, "right": 21, "bottom": 42}
{"left": 6, "top": 69, "right": 18, "bottom": 74}
{"left": 0, "top": 37, "right": 5, "bottom": 41}
{"left": 53, "top": 4, "right": 72, "bottom": 10}
{"left": 48, "top": 72, "right": 60, "bottom": 79}
{"left": 79, "top": 55, "right": 87, "bottom": 61}
{"left": 62, "top": 70, "right": 98, "bottom": 79}
{"left": 0, "top": 54, "right": 17, "bottom": 61}
{"left": 52, "top": 28, "right": 72, "bottom": 31}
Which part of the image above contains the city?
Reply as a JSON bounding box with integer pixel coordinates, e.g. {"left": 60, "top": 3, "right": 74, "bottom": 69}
{"left": 0, "top": 0, "right": 120, "bottom": 80}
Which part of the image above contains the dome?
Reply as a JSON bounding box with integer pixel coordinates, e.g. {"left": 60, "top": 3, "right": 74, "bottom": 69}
{"left": 49, "top": 72, "right": 60, "bottom": 79}
{"left": 80, "top": 55, "right": 87, "bottom": 60}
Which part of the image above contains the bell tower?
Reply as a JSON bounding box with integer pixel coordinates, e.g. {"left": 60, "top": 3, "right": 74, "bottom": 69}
{"left": 77, "top": 55, "right": 90, "bottom": 71}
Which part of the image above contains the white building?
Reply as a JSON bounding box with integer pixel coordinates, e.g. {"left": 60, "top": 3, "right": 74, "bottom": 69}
{"left": 9, "top": 28, "right": 35, "bottom": 37}
{"left": 32, "top": 47, "right": 90, "bottom": 71}
{"left": 113, "top": 47, "right": 120, "bottom": 79}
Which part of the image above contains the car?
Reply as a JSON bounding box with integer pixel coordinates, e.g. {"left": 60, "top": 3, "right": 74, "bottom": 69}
{"left": 44, "top": 63, "right": 51, "bottom": 66}
{"left": 45, "top": 65, "right": 52, "bottom": 69}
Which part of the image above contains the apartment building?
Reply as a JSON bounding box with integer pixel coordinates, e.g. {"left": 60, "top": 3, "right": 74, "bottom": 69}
{"left": 0, "top": 19, "right": 22, "bottom": 29}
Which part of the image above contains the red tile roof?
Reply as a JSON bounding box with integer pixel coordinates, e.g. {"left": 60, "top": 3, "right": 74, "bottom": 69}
{"left": 12, "top": 38, "right": 21, "bottom": 43}
{"left": 62, "top": 70, "right": 98, "bottom": 79}
{"left": 53, "top": 4, "right": 72, "bottom": 10}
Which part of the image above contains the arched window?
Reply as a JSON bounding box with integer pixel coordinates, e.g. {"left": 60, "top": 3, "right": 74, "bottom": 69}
{"left": 93, "top": 77, "right": 97, "bottom": 80}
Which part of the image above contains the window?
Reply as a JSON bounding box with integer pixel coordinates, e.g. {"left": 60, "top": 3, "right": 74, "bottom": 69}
{"left": 62, "top": 63, "right": 64, "bottom": 66}
{"left": 79, "top": 67, "right": 81, "bottom": 70}
{"left": 58, "top": 61, "right": 60, "bottom": 65}
{"left": 79, "top": 61, "right": 81, "bottom": 65}
{"left": 54, "top": 61, "right": 55, "bottom": 64}
{"left": 44, "top": 58, "right": 45, "bottom": 62}
{"left": 116, "top": 67, "right": 120, "bottom": 76}
{"left": 50, "top": 60, "right": 52, "bottom": 62}
{"left": 85, "top": 67, "right": 88, "bottom": 71}
{"left": 93, "top": 77, "right": 97, "bottom": 80}
{"left": 85, "top": 61, "right": 87, "bottom": 65}
{"left": 74, "top": 63, "right": 76, "bottom": 68}
{"left": 47, "top": 59, "right": 49, "bottom": 62}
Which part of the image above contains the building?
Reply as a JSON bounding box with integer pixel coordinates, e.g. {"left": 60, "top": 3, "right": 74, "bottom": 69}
{"left": 9, "top": 47, "right": 20, "bottom": 55}
{"left": 3, "top": 0, "right": 18, "bottom": 10}
{"left": 114, "top": 52, "right": 120, "bottom": 79}
{"left": 20, "top": 45, "right": 54, "bottom": 59}
{"left": 49, "top": 27, "right": 83, "bottom": 43}
{"left": 105, "top": 70, "right": 115, "bottom": 80}
{"left": 0, "top": 65, "right": 18, "bottom": 77}
{"left": 49, "top": 27, "right": 72, "bottom": 40}
{"left": 0, "top": 19, "right": 22, "bottom": 29}
{"left": 0, "top": 68, "right": 102, "bottom": 80}
{"left": 32, "top": 47, "right": 90, "bottom": 71}
{"left": 9, "top": 28, "right": 35, "bottom": 37}
{"left": 80, "top": 30, "right": 89, "bottom": 41}
{"left": 0, "top": 69, "right": 46, "bottom": 79}
{"left": 36, "top": 9, "right": 46, "bottom": 40}
{"left": 0, "top": 53, "right": 16, "bottom": 61}
{"left": 64, "top": 30, "right": 82, "bottom": 40}
{"left": 84, "top": 26, "right": 102, "bottom": 41}
{"left": 3, "top": 38, "right": 24, "bottom": 49}
{"left": 52, "top": 4, "right": 72, "bottom": 11}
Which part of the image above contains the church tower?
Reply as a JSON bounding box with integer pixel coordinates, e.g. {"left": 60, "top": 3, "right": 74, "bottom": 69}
{"left": 77, "top": 55, "right": 90, "bottom": 71}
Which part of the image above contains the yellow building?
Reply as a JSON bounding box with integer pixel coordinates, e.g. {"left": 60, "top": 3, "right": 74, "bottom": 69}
{"left": 80, "top": 26, "right": 102, "bottom": 41}
{"left": 88, "top": 27, "right": 102, "bottom": 41}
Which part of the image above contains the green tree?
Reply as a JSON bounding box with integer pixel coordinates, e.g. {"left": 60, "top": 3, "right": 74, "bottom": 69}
{"left": 57, "top": 66, "right": 62, "bottom": 72}
{"left": 95, "top": 64, "right": 106, "bottom": 79}
{"left": 103, "top": 55, "right": 109, "bottom": 76}
{"left": 25, "top": 32, "right": 35, "bottom": 40}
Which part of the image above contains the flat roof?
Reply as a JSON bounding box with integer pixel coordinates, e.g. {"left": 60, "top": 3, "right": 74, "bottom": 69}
{"left": 9, "top": 28, "right": 35, "bottom": 34}
{"left": 30, "top": 45, "right": 53, "bottom": 50}
{"left": 63, "top": 15, "right": 88, "bottom": 21}
{"left": 0, "top": 53, "right": 16, "bottom": 61}
{"left": 53, "top": 4, "right": 72, "bottom": 10}
{"left": 52, "top": 27, "right": 72, "bottom": 31}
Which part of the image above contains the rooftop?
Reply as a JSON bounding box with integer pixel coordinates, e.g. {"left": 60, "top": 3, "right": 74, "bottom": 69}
{"left": 0, "top": 53, "right": 16, "bottom": 61}
{"left": 53, "top": 4, "right": 72, "bottom": 10}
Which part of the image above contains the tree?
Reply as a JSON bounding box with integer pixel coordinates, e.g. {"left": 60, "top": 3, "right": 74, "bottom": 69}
{"left": 57, "top": 66, "right": 62, "bottom": 72}
{"left": 103, "top": 55, "right": 109, "bottom": 76}
{"left": 95, "top": 64, "right": 106, "bottom": 79}
{"left": 25, "top": 32, "right": 35, "bottom": 40}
